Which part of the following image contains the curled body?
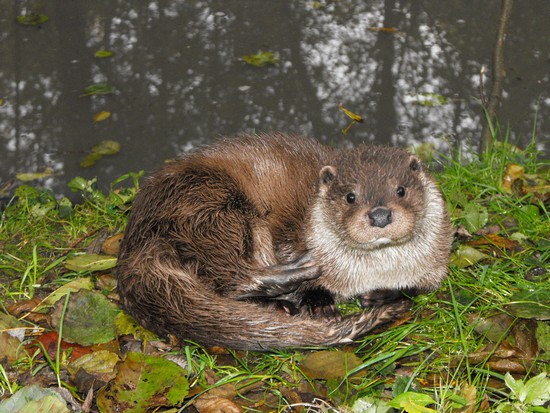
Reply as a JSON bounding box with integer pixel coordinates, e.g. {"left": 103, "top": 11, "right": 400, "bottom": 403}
{"left": 117, "top": 133, "right": 453, "bottom": 350}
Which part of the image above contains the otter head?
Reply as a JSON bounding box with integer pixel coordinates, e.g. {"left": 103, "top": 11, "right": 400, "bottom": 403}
{"left": 314, "top": 146, "right": 429, "bottom": 251}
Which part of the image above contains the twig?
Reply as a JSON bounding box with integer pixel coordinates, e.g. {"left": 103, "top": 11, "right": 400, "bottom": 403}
{"left": 58, "top": 228, "right": 102, "bottom": 258}
{"left": 480, "top": 0, "right": 513, "bottom": 153}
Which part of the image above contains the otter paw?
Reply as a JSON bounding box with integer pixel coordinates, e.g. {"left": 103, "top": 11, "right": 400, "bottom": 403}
{"left": 300, "top": 288, "right": 342, "bottom": 321}
{"left": 360, "top": 288, "right": 418, "bottom": 307}
{"left": 238, "top": 255, "right": 321, "bottom": 299}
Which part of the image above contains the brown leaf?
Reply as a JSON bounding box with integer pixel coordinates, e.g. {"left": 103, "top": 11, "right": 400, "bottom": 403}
{"left": 469, "top": 313, "right": 514, "bottom": 342}
{"left": 194, "top": 396, "right": 243, "bottom": 413}
{"left": 455, "top": 383, "right": 477, "bottom": 413}
{"left": 512, "top": 319, "right": 538, "bottom": 359}
{"left": 194, "top": 383, "right": 242, "bottom": 413}
{"left": 485, "top": 358, "right": 526, "bottom": 374}
{"left": 300, "top": 350, "right": 365, "bottom": 380}
{"left": 0, "top": 331, "right": 22, "bottom": 362}
{"left": 7, "top": 297, "right": 42, "bottom": 317}
{"left": 467, "top": 234, "right": 522, "bottom": 254}
{"left": 102, "top": 233, "right": 124, "bottom": 255}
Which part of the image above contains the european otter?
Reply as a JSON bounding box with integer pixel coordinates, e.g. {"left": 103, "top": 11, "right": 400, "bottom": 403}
{"left": 117, "top": 133, "right": 452, "bottom": 350}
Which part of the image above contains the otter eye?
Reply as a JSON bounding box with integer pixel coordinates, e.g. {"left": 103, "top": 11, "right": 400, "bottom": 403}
{"left": 346, "top": 193, "right": 356, "bottom": 204}
{"left": 396, "top": 186, "right": 406, "bottom": 197}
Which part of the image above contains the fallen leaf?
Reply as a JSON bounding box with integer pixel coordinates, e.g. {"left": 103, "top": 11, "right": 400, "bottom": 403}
{"left": 338, "top": 103, "right": 364, "bottom": 123}
{"left": 80, "top": 140, "right": 121, "bottom": 168}
{"left": 0, "top": 385, "right": 68, "bottom": 413}
{"left": 0, "top": 332, "right": 22, "bottom": 362}
{"left": 15, "top": 167, "right": 57, "bottom": 182}
{"left": 241, "top": 51, "right": 279, "bottom": 67}
{"left": 67, "top": 350, "right": 119, "bottom": 382}
{"left": 50, "top": 290, "right": 120, "bottom": 346}
{"left": 460, "top": 203, "right": 488, "bottom": 233}
{"left": 450, "top": 245, "right": 491, "bottom": 268}
{"left": 16, "top": 13, "right": 49, "bottom": 26}
{"left": 455, "top": 383, "right": 478, "bottom": 413}
{"left": 94, "top": 50, "right": 114, "bottom": 58}
{"left": 30, "top": 331, "right": 93, "bottom": 363}
{"left": 194, "top": 397, "right": 242, "bottom": 413}
{"left": 470, "top": 313, "right": 514, "bottom": 342}
{"left": 507, "top": 287, "right": 550, "bottom": 320}
{"left": 300, "top": 350, "right": 365, "bottom": 380}
{"left": 93, "top": 111, "right": 111, "bottom": 122}
{"left": 408, "top": 92, "right": 448, "bottom": 107}
{"left": 33, "top": 277, "right": 93, "bottom": 312}
{"left": 501, "top": 163, "right": 525, "bottom": 193}
{"left": 64, "top": 254, "right": 117, "bottom": 272}
{"left": 102, "top": 233, "right": 124, "bottom": 255}
{"left": 81, "top": 83, "right": 114, "bottom": 97}
{"left": 96, "top": 352, "right": 189, "bottom": 413}
{"left": 115, "top": 312, "right": 158, "bottom": 342}
{"left": 194, "top": 383, "right": 241, "bottom": 413}
{"left": 466, "top": 234, "right": 522, "bottom": 255}
{"left": 351, "top": 396, "right": 393, "bottom": 412}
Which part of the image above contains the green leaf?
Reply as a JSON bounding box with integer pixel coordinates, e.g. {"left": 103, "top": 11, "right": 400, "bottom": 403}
{"left": 115, "top": 312, "right": 158, "bottom": 342}
{"left": 91, "top": 140, "right": 120, "bottom": 155}
{"left": 0, "top": 385, "right": 68, "bottom": 413}
{"left": 507, "top": 287, "right": 550, "bottom": 320}
{"left": 351, "top": 396, "right": 393, "bottom": 413}
{"left": 241, "top": 51, "right": 279, "bottom": 67}
{"left": 80, "top": 140, "right": 121, "bottom": 168}
{"left": 522, "top": 373, "right": 550, "bottom": 406}
{"left": 410, "top": 92, "right": 449, "bottom": 107}
{"left": 65, "top": 254, "right": 117, "bottom": 272}
{"left": 97, "top": 352, "right": 189, "bottom": 413}
{"left": 388, "top": 392, "right": 437, "bottom": 413}
{"left": 460, "top": 202, "right": 489, "bottom": 233}
{"left": 450, "top": 245, "right": 491, "bottom": 268}
{"left": 67, "top": 350, "right": 119, "bottom": 378}
{"left": 50, "top": 290, "right": 120, "bottom": 346}
{"left": 16, "top": 13, "right": 49, "bottom": 26}
{"left": 94, "top": 50, "right": 114, "bottom": 58}
{"left": 67, "top": 176, "right": 89, "bottom": 192}
{"left": 33, "top": 277, "right": 93, "bottom": 312}
{"left": 81, "top": 83, "right": 114, "bottom": 97}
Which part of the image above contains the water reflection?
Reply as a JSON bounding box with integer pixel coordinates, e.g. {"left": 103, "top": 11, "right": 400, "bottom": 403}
{"left": 0, "top": 0, "right": 548, "bottom": 196}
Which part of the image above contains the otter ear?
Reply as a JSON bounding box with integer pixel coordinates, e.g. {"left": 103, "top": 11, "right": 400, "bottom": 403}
{"left": 408, "top": 155, "right": 422, "bottom": 172}
{"left": 319, "top": 165, "right": 337, "bottom": 186}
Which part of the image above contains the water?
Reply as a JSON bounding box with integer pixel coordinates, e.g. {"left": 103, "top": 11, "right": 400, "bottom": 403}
{"left": 1, "top": 0, "right": 549, "bottom": 197}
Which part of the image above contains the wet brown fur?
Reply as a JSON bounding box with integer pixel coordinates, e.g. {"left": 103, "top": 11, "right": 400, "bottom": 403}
{"left": 117, "top": 133, "right": 453, "bottom": 350}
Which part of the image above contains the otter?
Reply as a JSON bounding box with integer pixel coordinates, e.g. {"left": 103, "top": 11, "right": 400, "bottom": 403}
{"left": 117, "top": 133, "right": 452, "bottom": 350}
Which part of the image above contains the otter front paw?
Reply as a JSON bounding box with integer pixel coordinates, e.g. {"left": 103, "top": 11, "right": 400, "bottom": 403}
{"left": 237, "top": 254, "right": 320, "bottom": 299}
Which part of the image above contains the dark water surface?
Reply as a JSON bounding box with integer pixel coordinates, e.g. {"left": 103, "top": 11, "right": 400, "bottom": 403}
{"left": 1, "top": 1, "right": 549, "bottom": 197}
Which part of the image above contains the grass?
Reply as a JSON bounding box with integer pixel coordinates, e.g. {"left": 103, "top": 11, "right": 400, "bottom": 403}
{"left": 0, "top": 131, "right": 548, "bottom": 411}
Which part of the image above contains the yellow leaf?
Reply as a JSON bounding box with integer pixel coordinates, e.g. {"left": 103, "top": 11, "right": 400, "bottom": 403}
{"left": 338, "top": 103, "right": 364, "bottom": 123}
{"left": 93, "top": 111, "right": 111, "bottom": 122}
{"left": 16, "top": 167, "right": 56, "bottom": 182}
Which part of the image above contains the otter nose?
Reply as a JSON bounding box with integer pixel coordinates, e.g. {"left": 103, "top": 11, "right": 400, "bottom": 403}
{"left": 368, "top": 207, "right": 392, "bottom": 228}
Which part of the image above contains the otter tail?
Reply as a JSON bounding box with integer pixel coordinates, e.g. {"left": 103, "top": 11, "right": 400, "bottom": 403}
{"left": 117, "top": 243, "right": 407, "bottom": 351}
